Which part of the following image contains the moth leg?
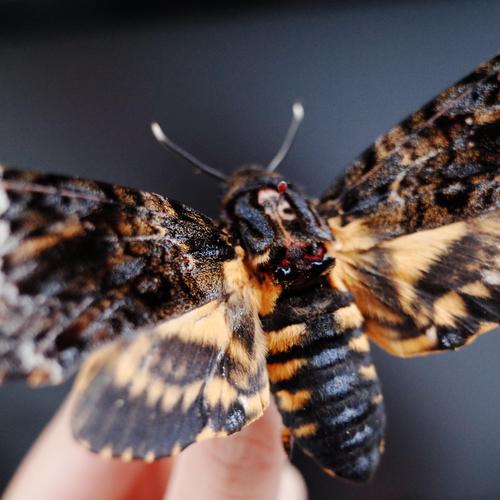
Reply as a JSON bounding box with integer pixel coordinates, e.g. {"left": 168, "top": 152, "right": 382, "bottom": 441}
{"left": 280, "top": 426, "right": 295, "bottom": 459}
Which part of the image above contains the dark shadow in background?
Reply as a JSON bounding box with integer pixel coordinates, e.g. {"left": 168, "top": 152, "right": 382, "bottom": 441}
{"left": 0, "top": 1, "right": 499, "bottom": 499}
{"left": 0, "top": 0, "right": 467, "bottom": 36}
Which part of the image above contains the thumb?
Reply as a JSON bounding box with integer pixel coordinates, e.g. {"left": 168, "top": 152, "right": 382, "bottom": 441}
{"left": 164, "top": 402, "right": 307, "bottom": 500}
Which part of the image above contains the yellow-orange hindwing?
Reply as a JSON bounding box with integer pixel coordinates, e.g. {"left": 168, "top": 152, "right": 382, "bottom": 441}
{"left": 71, "top": 253, "right": 269, "bottom": 460}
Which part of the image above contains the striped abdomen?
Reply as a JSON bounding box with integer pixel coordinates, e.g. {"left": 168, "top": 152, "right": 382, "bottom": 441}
{"left": 262, "top": 282, "right": 386, "bottom": 482}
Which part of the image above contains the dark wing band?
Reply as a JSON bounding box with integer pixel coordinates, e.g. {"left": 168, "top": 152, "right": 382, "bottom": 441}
{"left": 319, "top": 55, "right": 499, "bottom": 356}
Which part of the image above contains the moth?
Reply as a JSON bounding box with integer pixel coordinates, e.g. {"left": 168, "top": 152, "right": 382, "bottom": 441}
{"left": 0, "top": 54, "right": 498, "bottom": 483}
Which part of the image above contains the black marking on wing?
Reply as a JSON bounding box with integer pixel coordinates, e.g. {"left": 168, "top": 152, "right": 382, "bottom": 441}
{"left": 330, "top": 212, "right": 499, "bottom": 356}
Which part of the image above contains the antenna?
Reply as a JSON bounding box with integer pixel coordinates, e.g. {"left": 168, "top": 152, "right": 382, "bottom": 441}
{"left": 151, "top": 122, "right": 228, "bottom": 182}
{"left": 266, "top": 101, "right": 304, "bottom": 172}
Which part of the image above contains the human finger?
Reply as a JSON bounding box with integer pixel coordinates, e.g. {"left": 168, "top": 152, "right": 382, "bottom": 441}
{"left": 164, "top": 402, "right": 307, "bottom": 500}
{"left": 3, "top": 392, "right": 171, "bottom": 500}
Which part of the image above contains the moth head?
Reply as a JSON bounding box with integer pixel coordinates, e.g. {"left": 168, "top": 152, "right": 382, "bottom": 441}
{"left": 151, "top": 102, "right": 333, "bottom": 287}
{"left": 223, "top": 167, "right": 334, "bottom": 288}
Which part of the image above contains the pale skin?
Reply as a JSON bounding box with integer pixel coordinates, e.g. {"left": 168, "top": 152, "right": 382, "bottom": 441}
{"left": 3, "top": 393, "right": 307, "bottom": 500}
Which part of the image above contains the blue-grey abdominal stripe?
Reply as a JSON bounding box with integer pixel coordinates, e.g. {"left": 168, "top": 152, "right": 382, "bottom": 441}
{"left": 322, "top": 373, "right": 358, "bottom": 399}
{"left": 310, "top": 346, "right": 348, "bottom": 367}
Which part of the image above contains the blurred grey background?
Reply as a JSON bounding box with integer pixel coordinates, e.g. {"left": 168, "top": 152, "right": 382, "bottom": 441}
{"left": 0, "top": 1, "right": 499, "bottom": 499}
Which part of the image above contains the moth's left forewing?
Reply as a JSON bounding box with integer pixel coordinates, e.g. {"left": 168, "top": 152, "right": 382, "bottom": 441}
{"left": 71, "top": 251, "right": 270, "bottom": 460}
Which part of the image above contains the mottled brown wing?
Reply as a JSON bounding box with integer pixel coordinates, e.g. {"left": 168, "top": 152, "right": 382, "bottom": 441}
{"left": 320, "top": 54, "right": 499, "bottom": 242}
{"left": 72, "top": 254, "right": 269, "bottom": 460}
{"left": 319, "top": 55, "right": 499, "bottom": 356}
{"left": 0, "top": 166, "right": 234, "bottom": 384}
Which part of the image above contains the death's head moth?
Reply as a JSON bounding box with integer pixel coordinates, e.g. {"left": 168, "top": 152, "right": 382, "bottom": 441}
{"left": 0, "top": 54, "right": 498, "bottom": 482}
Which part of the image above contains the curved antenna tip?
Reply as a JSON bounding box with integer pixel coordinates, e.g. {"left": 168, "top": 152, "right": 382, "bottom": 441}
{"left": 293, "top": 101, "right": 304, "bottom": 121}
{"left": 266, "top": 100, "right": 305, "bottom": 172}
{"left": 150, "top": 121, "right": 228, "bottom": 182}
{"left": 150, "top": 122, "right": 165, "bottom": 142}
